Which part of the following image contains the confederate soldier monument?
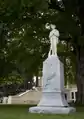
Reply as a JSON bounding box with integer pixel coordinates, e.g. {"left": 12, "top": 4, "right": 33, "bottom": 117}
{"left": 29, "top": 23, "right": 76, "bottom": 114}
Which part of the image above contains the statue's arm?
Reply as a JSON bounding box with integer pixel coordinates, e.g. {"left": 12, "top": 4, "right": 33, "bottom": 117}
{"left": 54, "top": 30, "right": 60, "bottom": 37}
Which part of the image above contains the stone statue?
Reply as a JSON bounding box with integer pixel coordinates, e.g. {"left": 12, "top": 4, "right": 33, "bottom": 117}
{"left": 29, "top": 23, "right": 76, "bottom": 114}
{"left": 48, "top": 24, "right": 59, "bottom": 56}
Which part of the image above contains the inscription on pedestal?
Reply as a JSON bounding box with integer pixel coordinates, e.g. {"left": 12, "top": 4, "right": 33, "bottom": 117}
{"left": 44, "top": 73, "right": 56, "bottom": 89}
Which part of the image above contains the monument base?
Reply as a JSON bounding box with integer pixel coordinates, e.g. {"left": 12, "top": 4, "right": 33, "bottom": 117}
{"left": 29, "top": 106, "right": 76, "bottom": 114}
{"left": 29, "top": 55, "right": 76, "bottom": 114}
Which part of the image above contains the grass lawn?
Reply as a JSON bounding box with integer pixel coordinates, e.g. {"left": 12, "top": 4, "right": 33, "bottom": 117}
{"left": 0, "top": 105, "right": 84, "bottom": 119}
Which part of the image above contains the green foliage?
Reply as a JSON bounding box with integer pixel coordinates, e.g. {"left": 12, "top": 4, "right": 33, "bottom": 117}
{"left": 57, "top": 41, "right": 76, "bottom": 84}
{"left": 0, "top": 0, "right": 49, "bottom": 79}
{"left": 0, "top": 0, "right": 79, "bottom": 85}
{"left": 0, "top": 72, "right": 23, "bottom": 85}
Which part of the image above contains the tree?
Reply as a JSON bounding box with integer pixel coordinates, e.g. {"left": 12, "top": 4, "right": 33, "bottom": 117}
{"left": 58, "top": 41, "right": 76, "bottom": 86}
{"left": 0, "top": 1, "right": 79, "bottom": 98}
{"left": 0, "top": 0, "right": 50, "bottom": 89}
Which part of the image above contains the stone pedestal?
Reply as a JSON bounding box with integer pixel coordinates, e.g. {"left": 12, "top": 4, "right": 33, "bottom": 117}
{"left": 29, "top": 55, "right": 76, "bottom": 114}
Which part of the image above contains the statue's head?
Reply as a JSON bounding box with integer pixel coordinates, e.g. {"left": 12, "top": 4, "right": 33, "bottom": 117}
{"left": 45, "top": 23, "right": 56, "bottom": 30}
{"left": 50, "top": 24, "right": 56, "bottom": 30}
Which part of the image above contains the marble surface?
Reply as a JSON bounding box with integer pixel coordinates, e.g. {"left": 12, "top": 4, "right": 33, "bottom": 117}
{"left": 29, "top": 55, "right": 76, "bottom": 114}
{"left": 42, "top": 55, "right": 64, "bottom": 92}
{"left": 29, "top": 106, "right": 76, "bottom": 114}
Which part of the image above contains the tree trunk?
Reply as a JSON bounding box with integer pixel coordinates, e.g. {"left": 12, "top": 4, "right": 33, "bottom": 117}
{"left": 76, "top": 46, "right": 84, "bottom": 104}
{"left": 24, "top": 78, "right": 28, "bottom": 90}
{"left": 36, "top": 76, "right": 39, "bottom": 87}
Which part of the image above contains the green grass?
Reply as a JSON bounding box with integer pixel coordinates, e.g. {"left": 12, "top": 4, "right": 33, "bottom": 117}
{"left": 0, "top": 105, "right": 84, "bottom": 119}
